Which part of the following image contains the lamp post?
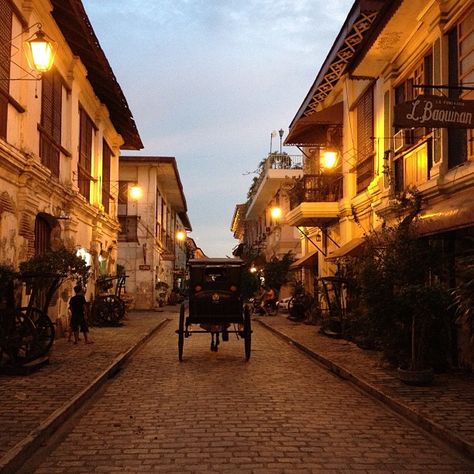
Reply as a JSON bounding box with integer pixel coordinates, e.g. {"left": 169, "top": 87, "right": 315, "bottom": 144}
{"left": 269, "top": 130, "right": 277, "bottom": 154}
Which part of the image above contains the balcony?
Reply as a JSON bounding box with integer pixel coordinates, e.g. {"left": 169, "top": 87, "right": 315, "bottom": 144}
{"left": 246, "top": 153, "right": 304, "bottom": 219}
{"left": 286, "top": 174, "right": 342, "bottom": 227}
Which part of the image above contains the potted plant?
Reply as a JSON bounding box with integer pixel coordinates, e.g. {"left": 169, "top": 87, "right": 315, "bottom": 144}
{"left": 155, "top": 281, "right": 169, "bottom": 307}
{"left": 451, "top": 248, "right": 474, "bottom": 369}
{"left": 396, "top": 284, "right": 452, "bottom": 385}
{"left": 346, "top": 189, "right": 453, "bottom": 384}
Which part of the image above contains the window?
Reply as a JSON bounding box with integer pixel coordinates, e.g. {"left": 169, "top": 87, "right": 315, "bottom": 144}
{"left": 403, "top": 143, "right": 430, "bottom": 189}
{"left": 118, "top": 181, "right": 130, "bottom": 216}
{"left": 395, "top": 52, "right": 432, "bottom": 141}
{"left": 34, "top": 214, "right": 52, "bottom": 255}
{"left": 40, "top": 69, "right": 62, "bottom": 177}
{"left": 102, "top": 140, "right": 112, "bottom": 214}
{"left": 356, "top": 86, "right": 374, "bottom": 193}
{"left": 118, "top": 216, "right": 138, "bottom": 242}
{"left": 0, "top": 0, "right": 12, "bottom": 139}
{"left": 393, "top": 52, "right": 433, "bottom": 190}
{"left": 448, "top": 10, "right": 474, "bottom": 168}
{"left": 78, "top": 107, "right": 94, "bottom": 200}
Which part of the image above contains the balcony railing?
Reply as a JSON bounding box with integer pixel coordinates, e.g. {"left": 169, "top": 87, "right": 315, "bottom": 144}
{"left": 266, "top": 153, "right": 303, "bottom": 170}
{"left": 290, "top": 174, "right": 343, "bottom": 209}
{"left": 248, "top": 153, "right": 304, "bottom": 202}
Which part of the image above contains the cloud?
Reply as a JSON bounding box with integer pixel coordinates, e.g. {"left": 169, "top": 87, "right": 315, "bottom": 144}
{"left": 82, "top": 0, "right": 353, "bottom": 256}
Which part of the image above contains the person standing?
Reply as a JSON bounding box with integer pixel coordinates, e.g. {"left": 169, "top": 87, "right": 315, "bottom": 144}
{"left": 69, "top": 285, "right": 92, "bottom": 344}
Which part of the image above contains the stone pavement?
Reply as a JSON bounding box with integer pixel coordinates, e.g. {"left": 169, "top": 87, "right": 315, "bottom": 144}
{"left": 1, "top": 307, "right": 474, "bottom": 472}
{"left": 0, "top": 309, "right": 173, "bottom": 473}
{"left": 257, "top": 314, "right": 474, "bottom": 461}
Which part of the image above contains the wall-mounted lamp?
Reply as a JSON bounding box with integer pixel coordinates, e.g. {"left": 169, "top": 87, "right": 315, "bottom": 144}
{"left": 176, "top": 230, "right": 186, "bottom": 241}
{"left": 249, "top": 266, "right": 257, "bottom": 273}
{"left": 56, "top": 210, "right": 70, "bottom": 220}
{"left": 128, "top": 184, "right": 143, "bottom": 201}
{"left": 270, "top": 206, "right": 282, "bottom": 220}
{"left": 25, "top": 27, "right": 57, "bottom": 74}
{"left": 2, "top": 23, "right": 57, "bottom": 81}
{"left": 320, "top": 148, "right": 338, "bottom": 171}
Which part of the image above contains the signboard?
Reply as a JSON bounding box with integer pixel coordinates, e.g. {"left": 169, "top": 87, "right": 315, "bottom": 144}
{"left": 139, "top": 264, "right": 151, "bottom": 271}
{"left": 394, "top": 95, "right": 474, "bottom": 129}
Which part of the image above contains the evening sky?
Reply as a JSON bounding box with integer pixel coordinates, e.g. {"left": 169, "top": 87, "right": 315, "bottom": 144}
{"left": 82, "top": 0, "right": 353, "bottom": 256}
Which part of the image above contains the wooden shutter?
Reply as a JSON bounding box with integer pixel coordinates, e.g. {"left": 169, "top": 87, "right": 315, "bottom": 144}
{"left": 0, "top": 0, "right": 12, "bottom": 138}
{"left": 78, "top": 108, "right": 93, "bottom": 199}
{"left": 102, "top": 140, "right": 112, "bottom": 214}
{"left": 356, "top": 86, "right": 374, "bottom": 192}
{"left": 40, "top": 69, "right": 61, "bottom": 176}
{"left": 448, "top": 25, "right": 468, "bottom": 168}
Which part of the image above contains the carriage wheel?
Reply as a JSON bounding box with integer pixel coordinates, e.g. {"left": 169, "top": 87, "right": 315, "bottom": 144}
{"left": 0, "top": 311, "right": 37, "bottom": 367}
{"left": 92, "top": 296, "right": 124, "bottom": 326}
{"left": 178, "top": 303, "right": 185, "bottom": 361}
{"left": 20, "top": 307, "right": 55, "bottom": 359}
{"left": 243, "top": 305, "right": 252, "bottom": 361}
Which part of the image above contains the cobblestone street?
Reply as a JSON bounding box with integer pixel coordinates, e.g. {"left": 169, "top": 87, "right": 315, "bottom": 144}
{"left": 22, "top": 315, "right": 473, "bottom": 473}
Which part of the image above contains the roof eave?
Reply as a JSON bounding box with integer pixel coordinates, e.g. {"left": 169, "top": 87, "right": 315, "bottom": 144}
{"left": 51, "top": 0, "right": 143, "bottom": 150}
{"left": 289, "top": 0, "right": 388, "bottom": 130}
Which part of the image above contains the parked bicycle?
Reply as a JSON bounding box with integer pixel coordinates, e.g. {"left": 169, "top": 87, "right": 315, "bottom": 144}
{"left": 0, "top": 269, "right": 57, "bottom": 369}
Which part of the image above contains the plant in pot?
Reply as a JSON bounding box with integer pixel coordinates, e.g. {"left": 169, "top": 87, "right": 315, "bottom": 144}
{"left": 451, "top": 246, "right": 474, "bottom": 368}
{"left": 395, "top": 283, "right": 452, "bottom": 385}
{"left": 155, "top": 281, "right": 169, "bottom": 307}
{"left": 347, "top": 189, "right": 453, "bottom": 384}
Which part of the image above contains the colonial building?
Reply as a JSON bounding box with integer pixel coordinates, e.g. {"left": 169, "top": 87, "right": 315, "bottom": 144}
{"left": 285, "top": 0, "right": 474, "bottom": 363}
{"left": 0, "top": 0, "right": 142, "bottom": 325}
{"left": 231, "top": 152, "right": 303, "bottom": 261}
{"left": 118, "top": 156, "right": 191, "bottom": 310}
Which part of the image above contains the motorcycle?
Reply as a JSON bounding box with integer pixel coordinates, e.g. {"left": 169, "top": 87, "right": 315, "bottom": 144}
{"left": 288, "top": 292, "right": 313, "bottom": 322}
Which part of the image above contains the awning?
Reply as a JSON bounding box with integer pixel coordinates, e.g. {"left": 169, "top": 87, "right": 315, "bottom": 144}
{"left": 326, "top": 237, "right": 365, "bottom": 261}
{"left": 290, "top": 250, "right": 318, "bottom": 269}
{"left": 417, "top": 192, "right": 474, "bottom": 236}
{"left": 285, "top": 102, "right": 343, "bottom": 146}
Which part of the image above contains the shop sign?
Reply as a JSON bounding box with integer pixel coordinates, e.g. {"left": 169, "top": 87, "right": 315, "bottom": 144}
{"left": 394, "top": 95, "right": 474, "bottom": 129}
{"left": 139, "top": 264, "right": 151, "bottom": 270}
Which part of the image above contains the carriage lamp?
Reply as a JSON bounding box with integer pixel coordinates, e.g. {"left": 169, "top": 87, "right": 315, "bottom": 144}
{"left": 25, "top": 27, "right": 57, "bottom": 73}
{"left": 321, "top": 148, "right": 338, "bottom": 170}
{"left": 176, "top": 230, "right": 186, "bottom": 241}
{"left": 270, "top": 206, "right": 282, "bottom": 220}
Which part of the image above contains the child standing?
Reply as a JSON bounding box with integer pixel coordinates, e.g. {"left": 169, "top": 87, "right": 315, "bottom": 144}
{"left": 69, "top": 285, "right": 92, "bottom": 344}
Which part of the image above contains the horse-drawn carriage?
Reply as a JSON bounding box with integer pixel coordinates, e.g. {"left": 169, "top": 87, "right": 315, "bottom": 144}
{"left": 177, "top": 258, "right": 251, "bottom": 361}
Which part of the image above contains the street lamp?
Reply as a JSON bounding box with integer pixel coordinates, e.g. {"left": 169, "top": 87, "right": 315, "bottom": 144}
{"left": 269, "top": 130, "right": 277, "bottom": 154}
{"left": 278, "top": 129, "right": 284, "bottom": 153}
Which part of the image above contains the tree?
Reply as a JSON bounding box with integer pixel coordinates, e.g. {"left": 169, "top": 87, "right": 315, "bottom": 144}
{"left": 263, "top": 252, "right": 294, "bottom": 292}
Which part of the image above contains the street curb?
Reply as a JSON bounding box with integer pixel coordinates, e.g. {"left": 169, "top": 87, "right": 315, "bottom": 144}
{"left": 0, "top": 318, "right": 170, "bottom": 474}
{"left": 257, "top": 319, "right": 474, "bottom": 461}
